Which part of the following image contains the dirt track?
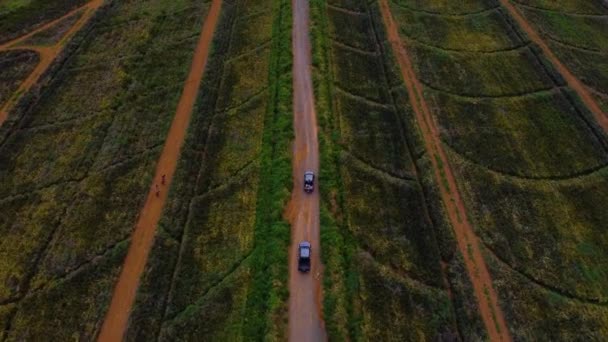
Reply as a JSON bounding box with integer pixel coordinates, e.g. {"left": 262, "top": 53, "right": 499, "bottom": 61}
{"left": 378, "top": 1, "right": 512, "bottom": 340}
{"left": 0, "top": 0, "right": 103, "bottom": 126}
{"left": 286, "top": 0, "right": 326, "bottom": 340}
{"left": 498, "top": 0, "right": 608, "bottom": 132}
{"left": 96, "top": 1, "right": 222, "bottom": 341}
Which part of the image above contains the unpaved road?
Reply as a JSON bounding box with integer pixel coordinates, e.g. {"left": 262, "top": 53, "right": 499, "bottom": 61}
{"left": 0, "top": 0, "right": 103, "bottom": 126}
{"left": 378, "top": 1, "right": 512, "bottom": 340}
{"left": 286, "top": 0, "right": 326, "bottom": 341}
{"left": 97, "top": 1, "right": 222, "bottom": 341}
{"left": 498, "top": 0, "right": 608, "bottom": 132}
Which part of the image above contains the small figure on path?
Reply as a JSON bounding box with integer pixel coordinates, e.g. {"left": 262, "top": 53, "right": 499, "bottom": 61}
{"left": 161, "top": 174, "right": 166, "bottom": 185}
{"left": 155, "top": 184, "right": 160, "bottom": 197}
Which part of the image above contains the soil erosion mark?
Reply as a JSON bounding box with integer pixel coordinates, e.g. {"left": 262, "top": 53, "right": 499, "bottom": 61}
{"left": 378, "top": 1, "right": 512, "bottom": 340}
{"left": 97, "top": 1, "right": 222, "bottom": 341}
{"left": 0, "top": 0, "right": 104, "bottom": 126}
{"left": 498, "top": 0, "right": 608, "bottom": 131}
{"left": 286, "top": 0, "right": 327, "bottom": 340}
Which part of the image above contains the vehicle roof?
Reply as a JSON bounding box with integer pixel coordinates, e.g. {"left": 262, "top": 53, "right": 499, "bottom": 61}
{"left": 300, "top": 248, "right": 310, "bottom": 258}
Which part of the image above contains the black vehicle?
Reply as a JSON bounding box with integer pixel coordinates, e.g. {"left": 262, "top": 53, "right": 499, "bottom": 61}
{"left": 298, "top": 241, "right": 311, "bottom": 272}
{"left": 304, "top": 171, "right": 315, "bottom": 193}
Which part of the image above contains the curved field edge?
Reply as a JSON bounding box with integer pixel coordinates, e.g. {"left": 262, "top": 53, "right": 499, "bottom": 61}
{"left": 310, "top": 0, "right": 488, "bottom": 340}
{"left": 124, "top": 0, "right": 294, "bottom": 340}
{"left": 0, "top": 0, "right": 214, "bottom": 340}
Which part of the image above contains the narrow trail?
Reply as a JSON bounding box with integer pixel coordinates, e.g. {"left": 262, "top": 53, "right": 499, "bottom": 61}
{"left": 96, "top": 1, "right": 222, "bottom": 341}
{"left": 498, "top": 0, "right": 608, "bottom": 132}
{"left": 286, "top": 0, "right": 326, "bottom": 340}
{"left": 0, "top": 0, "right": 104, "bottom": 126}
{"left": 378, "top": 1, "right": 512, "bottom": 341}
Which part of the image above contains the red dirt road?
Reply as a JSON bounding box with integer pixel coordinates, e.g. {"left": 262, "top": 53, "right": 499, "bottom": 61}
{"left": 97, "top": 1, "right": 222, "bottom": 341}
{"left": 0, "top": 0, "right": 103, "bottom": 126}
{"left": 286, "top": 0, "right": 326, "bottom": 341}
{"left": 498, "top": 0, "right": 608, "bottom": 132}
{"left": 379, "top": 1, "right": 512, "bottom": 341}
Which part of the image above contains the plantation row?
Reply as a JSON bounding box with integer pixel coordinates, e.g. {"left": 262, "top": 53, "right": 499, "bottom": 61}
{"left": 125, "top": 0, "right": 293, "bottom": 340}
{"left": 389, "top": 0, "right": 608, "bottom": 339}
{"left": 0, "top": 0, "right": 211, "bottom": 340}
{"left": 311, "top": 0, "right": 487, "bottom": 340}
{"left": 511, "top": 1, "right": 608, "bottom": 116}
{"left": 0, "top": 0, "right": 88, "bottom": 44}
{"left": 0, "top": 50, "right": 39, "bottom": 108}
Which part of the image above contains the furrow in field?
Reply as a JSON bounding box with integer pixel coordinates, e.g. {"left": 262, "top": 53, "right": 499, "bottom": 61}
{"left": 378, "top": 1, "right": 512, "bottom": 340}
{"left": 96, "top": 2, "right": 223, "bottom": 340}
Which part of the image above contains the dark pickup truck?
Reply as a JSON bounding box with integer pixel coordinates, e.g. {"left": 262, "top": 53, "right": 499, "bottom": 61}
{"left": 304, "top": 171, "right": 314, "bottom": 193}
{"left": 298, "top": 241, "right": 311, "bottom": 272}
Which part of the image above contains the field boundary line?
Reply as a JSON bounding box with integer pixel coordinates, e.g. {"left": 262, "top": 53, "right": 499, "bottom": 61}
{"left": 388, "top": 0, "right": 500, "bottom": 18}
{"left": 341, "top": 149, "right": 416, "bottom": 183}
{"left": 511, "top": 1, "right": 608, "bottom": 17}
{"left": 544, "top": 35, "right": 606, "bottom": 54}
{"left": 379, "top": 1, "right": 512, "bottom": 340}
{"left": 326, "top": 3, "right": 366, "bottom": 15}
{"left": 96, "top": 2, "right": 223, "bottom": 341}
{"left": 498, "top": 0, "right": 608, "bottom": 131}
{"left": 483, "top": 244, "right": 608, "bottom": 306}
{"left": 403, "top": 34, "right": 531, "bottom": 54}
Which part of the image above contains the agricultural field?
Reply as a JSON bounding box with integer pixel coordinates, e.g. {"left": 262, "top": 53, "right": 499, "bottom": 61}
{"left": 0, "top": 50, "right": 38, "bottom": 107}
{"left": 125, "top": 0, "right": 293, "bottom": 340}
{"left": 0, "top": 0, "right": 215, "bottom": 339}
{"left": 0, "top": 0, "right": 88, "bottom": 43}
{"left": 311, "top": 0, "right": 488, "bottom": 339}
{"left": 388, "top": 0, "right": 608, "bottom": 339}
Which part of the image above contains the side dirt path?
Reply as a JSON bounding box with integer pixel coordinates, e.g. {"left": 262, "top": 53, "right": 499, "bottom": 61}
{"left": 498, "top": 0, "right": 608, "bottom": 132}
{"left": 286, "top": 0, "right": 326, "bottom": 340}
{"left": 0, "top": 0, "right": 104, "bottom": 126}
{"left": 96, "top": 1, "right": 222, "bottom": 341}
{"left": 378, "top": 1, "right": 512, "bottom": 341}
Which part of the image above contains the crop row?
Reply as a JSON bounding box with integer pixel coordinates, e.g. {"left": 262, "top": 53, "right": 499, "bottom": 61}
{"left": 0, "top": 0, "right": 88, "bottom": 44}
{"left": 389, "top": 0, "right": 608, "bottom": 339}
{"left": 0, "top": 0, "right": 211, "bottom": 340}
{"left": 312, "top": 0, "right": 489, "bottom": 340}
{"left": 0, "top": 50, "right": 39, "bottom": 107}
{"left": 125, "top": 0, "right": 293, "bottom": 340}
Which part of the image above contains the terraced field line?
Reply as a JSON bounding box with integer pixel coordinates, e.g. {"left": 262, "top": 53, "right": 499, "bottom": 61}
{"left": 498, "top": 0, "right": 608, "bottom": 131}
{"left": 378, "top": 1, "right": 512, "bottom": 340}
{"left": 97, "top": 1, "right": 222, "bottom": 341}
{"left": 286, "top": 0, "right": 326, "bottom": 340}
{"left": 0, "top": 0, "right": 103, "bottom": 126}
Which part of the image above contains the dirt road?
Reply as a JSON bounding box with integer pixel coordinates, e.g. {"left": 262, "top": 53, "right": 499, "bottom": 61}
{"left": 286, "top": 0, "right": 326, "bottom": 341}
{"left": 378, "top": 1, "right": 512, "bottom": 340}
{"left": 0, "top": 0, "right": 103, "bottom": 126}
{"left": 498, "top": 0, "right": 608, "bottom": 132}
{"left": 96, "top": 1, "right": 222, "bottom": 341}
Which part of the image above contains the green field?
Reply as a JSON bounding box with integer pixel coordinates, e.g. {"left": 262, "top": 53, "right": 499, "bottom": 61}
{"left": 389, "top": 0, "right": 608, "bottom": 339}
{"left": 0, "top": 0, "right": 87, "bottom": 44}
{"left": 312, "top": 0, "right": 488, "bottom": 340}
{"left": 125, "top": 0, "right": 293, "bottom": 340}
{"left": 0, "top": 50, "right": 38, "bottom": 107}
{"left": 0, "top": 0, "right": 212, "bottom": 339}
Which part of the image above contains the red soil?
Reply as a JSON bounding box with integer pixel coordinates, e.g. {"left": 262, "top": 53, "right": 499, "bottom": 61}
{"left": 378, "top": 1, "right": 512, "bottom": 340}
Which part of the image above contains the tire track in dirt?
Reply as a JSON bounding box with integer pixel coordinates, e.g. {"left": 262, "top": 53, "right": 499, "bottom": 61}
{"left": 286, "top": 0, "right": 326, "bottom": 340}
{"left": 378, "top": 1, "right": 512, "bottom": 340}
{"left": 0, "top": 0, "right": 104, "bottom": 126}
{"left": 96, "top": 1, "right": 222, "bottom": 341}
{"left": 498, "top": 0, "right": 608, "bottom": 132}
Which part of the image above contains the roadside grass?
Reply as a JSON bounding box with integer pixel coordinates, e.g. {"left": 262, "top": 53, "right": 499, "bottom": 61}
{"left": 0, "top": 0, "right": 212, "bottom": 339}
{"left": 0, "top": 0, "right": 87, "bottom": 44}
{"left": 312, "top": 0, "right": 487, "bottom": 340}
{"left": 387, "top": 0, "right": 608, "bottom": 338}
{"left": 17, "top": 9, "right": 84, "bottom": 47}
{"left": 126, "top": 0, "right": 293, "bottom": 340}
{"left": 0, "top": 50, "right": 39, "bottom": 106}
